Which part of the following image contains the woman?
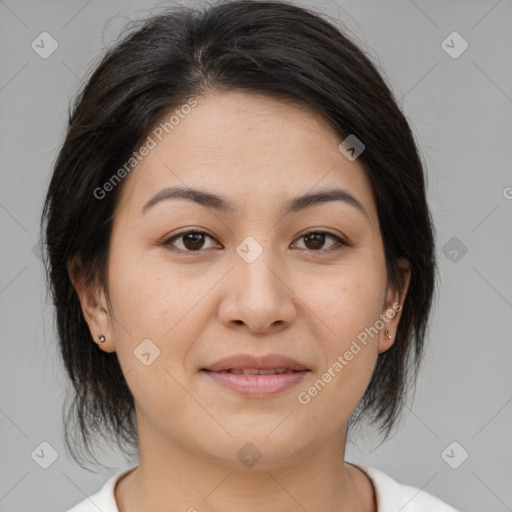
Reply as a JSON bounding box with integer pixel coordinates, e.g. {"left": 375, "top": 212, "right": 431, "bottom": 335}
{"left": 41, "top": 1, "right": 461, "bottom": 510}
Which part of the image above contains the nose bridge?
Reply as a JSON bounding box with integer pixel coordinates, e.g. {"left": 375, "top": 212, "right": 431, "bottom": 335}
{"left": 234, "top": 234, "right": 281, "bottom": 295}
{"left": 218, "top": 232, "right": 296, "bottom": 331}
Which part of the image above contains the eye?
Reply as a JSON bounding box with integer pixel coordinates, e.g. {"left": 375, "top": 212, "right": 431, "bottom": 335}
{"left": 163, "top": 230, "right": 220, "bottom": 252}
{"left": 293, "top": 230, "right": 350, "bottom": 253}
{"left": 162, "top": 229, "right": 351, "bottom": 254}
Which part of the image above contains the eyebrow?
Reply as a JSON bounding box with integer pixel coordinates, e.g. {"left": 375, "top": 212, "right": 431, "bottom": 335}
{"left": 141, "top": 185, "right": 369, "bottom": 220}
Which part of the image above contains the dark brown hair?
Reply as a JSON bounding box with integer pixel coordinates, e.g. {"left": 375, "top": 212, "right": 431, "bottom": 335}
{"left": 40, "top": 0, "right": 436, "bottom": 468}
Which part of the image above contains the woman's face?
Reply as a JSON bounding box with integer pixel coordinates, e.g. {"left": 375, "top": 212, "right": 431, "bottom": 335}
{"left": 77, "top": 90, "right": 410, "bottom": 468}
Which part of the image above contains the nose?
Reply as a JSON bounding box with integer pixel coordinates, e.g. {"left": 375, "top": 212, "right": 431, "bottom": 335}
{"left": 217, "top": 244, "right": 297, "bottom": 334}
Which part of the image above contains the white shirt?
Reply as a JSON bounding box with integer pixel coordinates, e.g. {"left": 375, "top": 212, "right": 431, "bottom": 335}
{"left": 66, "top": 464, "right": 460, "bottom": 512}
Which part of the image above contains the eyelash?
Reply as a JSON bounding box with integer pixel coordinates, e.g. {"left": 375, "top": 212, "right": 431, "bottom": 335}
{"left": 162, "top": 229, "right": 352, "bottom": 255}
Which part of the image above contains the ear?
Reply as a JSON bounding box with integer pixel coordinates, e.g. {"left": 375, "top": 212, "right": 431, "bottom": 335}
{"left": 67, "top": 256, "right": 116, "bottom": 353}
{"left": 378, "top": 257, "right": 411, "bottom": 354}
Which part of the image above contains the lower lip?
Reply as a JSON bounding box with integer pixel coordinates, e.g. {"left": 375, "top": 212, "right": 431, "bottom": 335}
{"left": 201, "top": 370, "right": 309, "bottom": 397}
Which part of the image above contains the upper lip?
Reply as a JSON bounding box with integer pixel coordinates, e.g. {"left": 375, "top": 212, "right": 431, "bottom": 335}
{"left": 202, "top": 354, "right": 310, "bottom": 372}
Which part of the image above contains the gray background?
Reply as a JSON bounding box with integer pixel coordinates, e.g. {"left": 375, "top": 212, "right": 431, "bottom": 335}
{"left": 1, "top": 0, "right": 511, "bottom": 511}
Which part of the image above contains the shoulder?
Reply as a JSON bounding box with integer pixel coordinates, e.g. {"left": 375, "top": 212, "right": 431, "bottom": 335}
{"left": 356, "top": 464, "right": 461, "bottom": 512}
{"left": 64, "top": 467, "right": 136, "bottom": 512}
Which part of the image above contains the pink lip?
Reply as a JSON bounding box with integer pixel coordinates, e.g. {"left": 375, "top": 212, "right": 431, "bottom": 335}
{"left": 202, "top": 353, "right": 309, "bottom": 372}
{"left": 202, "top": 370, "right": 309, "bottom": 397}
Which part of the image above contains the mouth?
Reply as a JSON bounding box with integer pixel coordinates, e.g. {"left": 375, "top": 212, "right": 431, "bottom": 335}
{"left": 200, "top": 353, "right": 311, "bottom": 397}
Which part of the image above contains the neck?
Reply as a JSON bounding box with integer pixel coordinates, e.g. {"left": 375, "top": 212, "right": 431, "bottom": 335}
{"left": 115, "top": 417, "right": 375, "bottom": 512}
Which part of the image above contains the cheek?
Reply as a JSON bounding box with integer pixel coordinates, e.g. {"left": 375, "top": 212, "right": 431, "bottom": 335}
{"left": 106, "top": 250, "right": 208, "bottom": 417}
{"left": 300, "top": 259, "right": 385, "bottom": 343}
{"left": 107, "top": 247, "right": 219, "bottom": 368}
{"left": 108, "top": 244, "right": 181, "bottom": 330}
{"left": 294, "top": 261, "right": 384, "bottom": 407}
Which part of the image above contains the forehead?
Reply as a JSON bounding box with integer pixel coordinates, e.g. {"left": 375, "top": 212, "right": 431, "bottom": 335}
{"left": 114, "top": 90, "right": 378, "bottom": 223}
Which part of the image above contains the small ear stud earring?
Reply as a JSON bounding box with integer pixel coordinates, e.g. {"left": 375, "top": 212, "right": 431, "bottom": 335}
{"left": 385, "top": 329, "right": 392, "bottom": 340}
{"left": 96, "top": 334, "right": 106, "bottom": 344}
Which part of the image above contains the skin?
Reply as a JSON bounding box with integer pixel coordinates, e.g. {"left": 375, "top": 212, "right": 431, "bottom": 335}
{"left": 70, "top": 90, "right": 411, "bottom": 512}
